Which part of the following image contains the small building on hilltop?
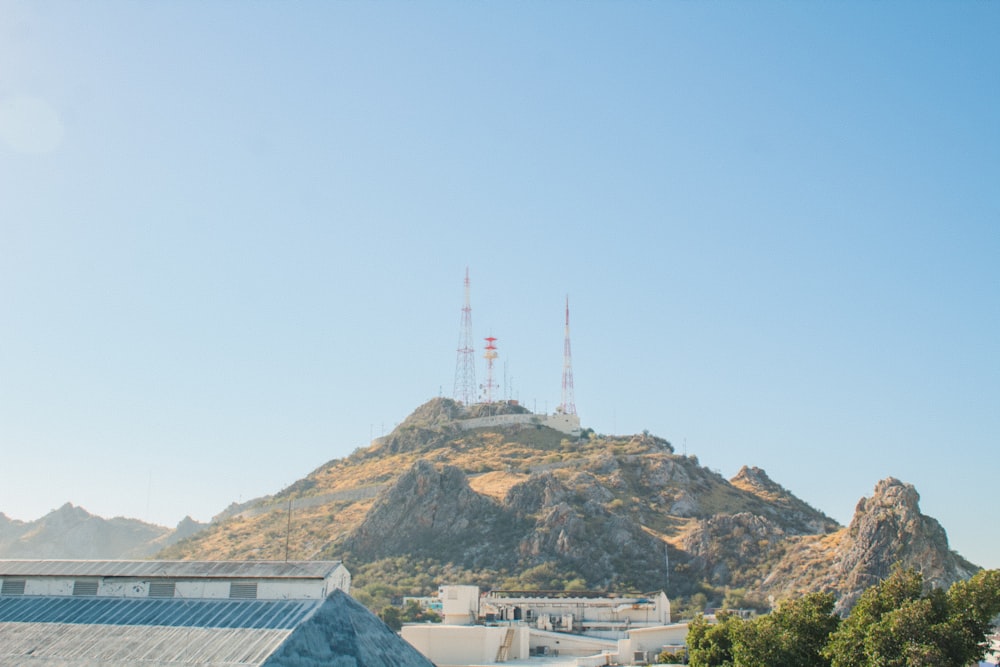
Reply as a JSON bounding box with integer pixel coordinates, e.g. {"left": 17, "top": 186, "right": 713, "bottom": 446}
{"left": 0, "top": 559, "right": 433, "bottom": 667}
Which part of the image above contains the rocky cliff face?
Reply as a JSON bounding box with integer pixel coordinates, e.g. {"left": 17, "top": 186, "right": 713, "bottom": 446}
{"left": 758, "top": 477, "right": 978, "bottom": 612}
{"left": 343, "top": 461, "right": 514, "bottom": 568}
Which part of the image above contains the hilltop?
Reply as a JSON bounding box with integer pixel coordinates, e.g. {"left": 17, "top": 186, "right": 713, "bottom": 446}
{"left": 159, "top": 398, "right": 978, "bottom": 614}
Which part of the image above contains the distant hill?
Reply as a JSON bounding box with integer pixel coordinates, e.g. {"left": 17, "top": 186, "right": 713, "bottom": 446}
{"left": 159, "top": 398, "right": 980, "bottom": 614}
{"left": 0, "top": 503, "right": 207, "bottom": 559}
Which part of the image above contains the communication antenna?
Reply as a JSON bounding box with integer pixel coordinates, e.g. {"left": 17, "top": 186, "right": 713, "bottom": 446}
{"left": 453, "top": 268, "right": 477, "bottom": 406}
{"left": 559, "top": 296, "right": 577, "bottom": 415}
{"left": 483, "top": 336, "right": 498, "bottom": 405}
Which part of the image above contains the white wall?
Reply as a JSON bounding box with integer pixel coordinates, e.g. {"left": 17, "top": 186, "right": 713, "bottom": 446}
{"left": 527, "top": 628, "right": 617, "bottom": 657}
{"left": 456, "top": 413, "right": 581, "bottom": 436}
{"left": 325, "top": 563, "right": 352, "bottom": 595}
{"left": 402, "top": 624, "right": 529, "bottom": 667}
{"left": 618, "top": 624, "right": 689, "bottom": 659}
{"left": 440, "top": 585, "right": 480, "bottom": 624}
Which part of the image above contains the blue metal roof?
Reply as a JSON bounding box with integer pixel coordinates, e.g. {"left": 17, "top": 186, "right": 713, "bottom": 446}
{"left": 0, "top": 595, "right": 321, "bottom": 629}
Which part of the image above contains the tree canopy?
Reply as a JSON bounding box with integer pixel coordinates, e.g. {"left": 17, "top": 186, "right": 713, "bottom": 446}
{"left": 687, "top": 568, "right": 1000, "bottom": 667}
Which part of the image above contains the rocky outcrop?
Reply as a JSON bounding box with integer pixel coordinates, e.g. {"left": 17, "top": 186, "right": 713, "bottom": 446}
{"left": 681, "top": 512, "right": 788, "bottom": 587}
{"left": 730, "top": 466, "right": 840, "bottom": 535}
{"left": 830, "top": 477, "right": 978, "bottom": 609}
{"left": 343, "top": 461, "right": 515, "bottom": 568}
{"left": 759, "top": 477, "right": 979, "bottom": 613}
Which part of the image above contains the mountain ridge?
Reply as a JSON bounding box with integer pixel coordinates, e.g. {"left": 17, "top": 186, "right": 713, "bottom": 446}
{"left": 0, "top": 503, "right": 207, "bottom": 559}
{"left": 155, "top": 398, "right": 977, "bottom": 614}
{"left": 3, "top": 398, "right": 976, "bottom": 616}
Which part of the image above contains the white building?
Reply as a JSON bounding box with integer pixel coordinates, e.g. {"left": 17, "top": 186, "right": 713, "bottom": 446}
{"left": 402, "top": 586, "right": 685, "bottom": 667}
{"left": 0, "top": 559, "right": 350, "bottom": 600}
{"left": 482, "top": 589, "right": 671, "bottom": 637}
{"left": 0, "top": 559, "right": 434, "bottom": 667}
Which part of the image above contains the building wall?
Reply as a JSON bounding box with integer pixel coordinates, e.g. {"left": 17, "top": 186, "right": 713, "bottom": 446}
{"left": 440, "top": 585, "right": 480, "bottom": 624}
{"left": 456, "top": 413, "right": 581, "bottom": 436}
{"left": 324, "top": 563, "right": 352, "bottom": 596}
{"left": 617, "top": 624, "right": 689, "bottom": 659}
{"left": 402, "top": 624, "right": 529, "bottom": 667}
{"left": 527, "top": 628, "right": 617, "bottom": 657}
{"left": 12, "top": 576, "right": 338, "bottom": 600}
{"left": 483, "top": 591, "right": 670, "bottom": 630}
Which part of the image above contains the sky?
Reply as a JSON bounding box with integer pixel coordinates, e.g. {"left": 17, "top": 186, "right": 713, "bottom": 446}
{"left": 1, "top": 2, "right": 997, "bottom": 569}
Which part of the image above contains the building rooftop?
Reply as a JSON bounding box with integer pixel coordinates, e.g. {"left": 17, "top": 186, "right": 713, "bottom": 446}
{"left": 0, "top": 560, "right": 432, "bottom": 667}
{"left": 0, "top": 559, "right": 343, "bottom": 580}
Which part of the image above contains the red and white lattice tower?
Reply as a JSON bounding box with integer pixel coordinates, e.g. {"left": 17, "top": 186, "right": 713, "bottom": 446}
{"left": 453, "top": 268, "right": 477, "bottom": 406}
{"left": 483, "top": 337, "right": 498, "bottom": 404}
{"left": 559, "top": 296, "right": 577, "bottom": 415}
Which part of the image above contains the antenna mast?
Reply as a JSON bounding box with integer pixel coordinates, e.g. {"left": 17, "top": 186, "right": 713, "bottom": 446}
{"left": 453, "top": 268, "right": 477, "bottom": 406}
{"left": 483, "top": 337, "right": 498, "bottom": 405}
{"left": 559, "top": 296, "right": 577, "bottom": 415}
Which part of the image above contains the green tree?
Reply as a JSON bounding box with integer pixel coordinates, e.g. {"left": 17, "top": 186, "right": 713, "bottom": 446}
{"left": 379, "top": 605, "right": 402, "bottom": 632}
{"left": 400, "top": 600, "right": 442, "bottom": 624}
{"left": 733, "top": 592, "right": 839, "bottom": 667}
{"left": 687, "top": 612, "right": 739, "bottom": 667}
{"left": 824, "top": 568, "right": 1000, "bottom": 667}
{"left": 942, "top": 569, "right": 1000, "bottom": 663}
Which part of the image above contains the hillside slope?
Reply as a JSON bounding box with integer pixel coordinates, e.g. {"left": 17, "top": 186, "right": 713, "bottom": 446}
{"left": 159, "top": 398, "right": 977, "bottom": 613}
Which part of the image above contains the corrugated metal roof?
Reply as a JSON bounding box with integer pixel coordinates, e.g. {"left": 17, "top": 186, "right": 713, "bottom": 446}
{"left": 0, "top": 622, "right": 292, "bottom": 665}
{"left": 0, "top": 596, "right": 322, "bottom": 629}
{"left": 0, "top": 590, "right": 437, "bottom": 667}
{"left": 0, "top": 560, "right": 342, "bottom": 579}
{"left": 0, "top": 596, "right": 324, "bottom": 665}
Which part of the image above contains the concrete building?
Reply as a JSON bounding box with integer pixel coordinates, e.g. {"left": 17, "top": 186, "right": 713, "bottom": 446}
{"left": 0, "top": 559, "right": 432, "bottom": 667}
{"left": 402, "top": 586, "right": 685, "bottom": 667}
{"left": 481, "top": 589, "right": 671, "bottom": 637}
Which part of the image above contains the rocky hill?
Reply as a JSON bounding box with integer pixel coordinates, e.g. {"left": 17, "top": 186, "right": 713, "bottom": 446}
{"left": 756, "top": 477, "right": 979, "bottom": 612}
{"left": 0, "top": 503, "right": 206, "bottom": 559}
{"left": 159, "top": 398, "right": 979, "bottom": 614}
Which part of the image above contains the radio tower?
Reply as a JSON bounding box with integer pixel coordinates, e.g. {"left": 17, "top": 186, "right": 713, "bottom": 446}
{"left": 453, "top": 268, "right": 477, "bottom": 406}
{"left": 483, "top": 336, "right": 498, "bottom": 404}
{"left": 559, "top": 296, "right": 577, "bottom": 415}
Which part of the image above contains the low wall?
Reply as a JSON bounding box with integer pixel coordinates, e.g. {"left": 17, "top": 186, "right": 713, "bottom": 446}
{"left": 457, "top": 413, "right": 581, "bottom": 436}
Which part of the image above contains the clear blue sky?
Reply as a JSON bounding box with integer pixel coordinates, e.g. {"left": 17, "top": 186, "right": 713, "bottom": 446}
{"left": 2, "top": 2, "right": 997, "bottom": 569}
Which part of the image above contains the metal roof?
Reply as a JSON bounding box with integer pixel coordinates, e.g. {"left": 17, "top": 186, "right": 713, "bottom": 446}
{"left": 0, "top": 622, "right": 293, "bottom": 665}
{"left": 0, "top": 595, "right": 323, "bottom": 665}
{"left": 0, "top": 590, "right": 436, "bottom": 667}
{"left": 0, "top": 596, "right": 321, "bottom": 629}
{"left": 0, "top": 560, "right": 343, "bottom": 580}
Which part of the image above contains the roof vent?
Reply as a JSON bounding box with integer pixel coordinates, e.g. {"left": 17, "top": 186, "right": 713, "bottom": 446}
{"left": 148, "top": 581, "right": 176, "bottom": 598}
{"left": 73, "top": 581, "right": 99, "bottom": 596}
{"left": 1, "top": 579, "right": 26, "bottom": 595}
{"left": 229, "top": 582, "right": 258, "bottom": 599}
